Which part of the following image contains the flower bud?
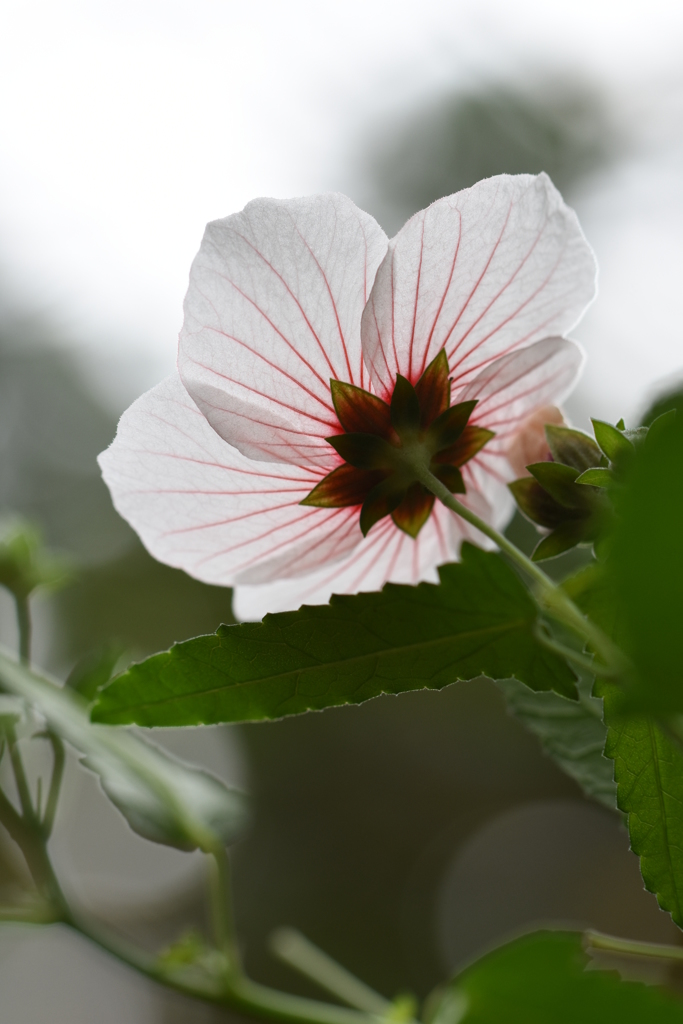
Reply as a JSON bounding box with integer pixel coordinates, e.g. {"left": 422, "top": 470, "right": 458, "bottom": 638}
{"left": 506, "top": 406, "right": 565, "bottom": 478}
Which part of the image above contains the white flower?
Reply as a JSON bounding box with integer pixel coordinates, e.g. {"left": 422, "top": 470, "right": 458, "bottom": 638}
{"left": 99, "top": 174, "right": 596, "bottom": 618}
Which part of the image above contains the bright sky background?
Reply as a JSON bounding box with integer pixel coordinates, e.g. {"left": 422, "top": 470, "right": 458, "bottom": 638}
{"left": 2, "top": 0, "right": 683, "bottom": 422}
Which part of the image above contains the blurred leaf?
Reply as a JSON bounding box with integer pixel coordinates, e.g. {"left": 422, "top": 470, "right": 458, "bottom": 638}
{"left": 606, "top": 412, "right": 683, "bottom": 713}
{"left": 0, "top": 695, "right": 24, "bottom": 729}
{"left": 92, "top": 544, "right": 577, "bottom": 727}
{"left": 496, "top": 677, "right": 616, "bottom": 810}
{"left": 52, "top": 540, "right": 236, "bottom": 666}
{"left": 64, "top": 644, "right": 124, "bottom": 702}
{"left": 431, "top": 931, "right": 683, "bottom": 1024}
{"left": 0, "top": 649, "right": 249, "bottom": 852}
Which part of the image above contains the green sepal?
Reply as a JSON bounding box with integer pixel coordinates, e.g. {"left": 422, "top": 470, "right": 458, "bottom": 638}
{"left": 527, "top": 462, "right": 589, "bottom": 509}
{"left": 434, "top": 424, "right": 494, "bottom": 468}
{"left": 391, "top": 483, "right": 435, "bottom": 538}
{"left": 426, "top": 400, "right": 478, "bottom": 450}
{"left": 329, "top": 380, "right": 392, "bottom": 437}
{"left": 359, "top": 477, "right": 405, "bottom": 536}
{"left": 325, "top": 432, "right": 394, "bottom": 470}
{"left": 545, "top": 424, "right": 605, "bottom": 472}
{"left": 433, "top": 464, "right": 465, "bottom": 494}
{"left": 592, "top": 418, "right": 635, "bottom": 464}
{"left": 508, "top": 477, "right": 569, "bottom": 529}
{"left": 575, "top": 467, "right": 614, "bottom": 488}
{"left": 300, "top": 464, "right": 382, "bottom": 508}
{"left": 413, "top": 348, "right": 450, "bottom": 426}
{"left": 532, "top": 519, "right": 592, "bottom": 561}
{"left": 390, "top": 374, "right": 421, "bottom": 434}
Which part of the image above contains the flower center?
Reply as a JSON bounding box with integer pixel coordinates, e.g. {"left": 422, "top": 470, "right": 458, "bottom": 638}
{"left": 301, "top": 349, "right": 494, "bottom": 538}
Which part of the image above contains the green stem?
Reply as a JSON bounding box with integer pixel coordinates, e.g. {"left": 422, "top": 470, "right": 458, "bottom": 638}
{"left": 585, "top": 929, "right": 683, "bottom": 962}
{"left": 41, "top": 731, "right": 65, "bottom": 838}
{"left": 270, "top": 928, "right": 392, "bottom": 1015}
{"left": 14, "top": 595, "right": 31, "bottom": 667}
{"left": 532, "top": 624, "right": 616, "bottom": 679}
{"left": 209, "top": 845, "right": 241, "bottom": 972}
{"left": 6, "top": 724, "right": 36, "bottom": 824}
{"left": 412, "top": 463, "right": 626, "bottom": 677}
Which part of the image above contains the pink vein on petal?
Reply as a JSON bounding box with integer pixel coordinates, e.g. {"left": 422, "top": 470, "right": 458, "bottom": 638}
{"left": 419, "top": 208, "right": 463, "bottom": 376}
{"left": 408, "top": 219, "right": 426, "bottom": 380}
{"left": 233, "top": 231, "right": 340, "bottom": 380}
{"left": 193, "top": 273, "right": 332, "bottom": 392}
{"left": 290, "top": 212, "right": 355, "bottom": 384}
{"left": 439, "top": 200, "right": 513, "bottom": 352}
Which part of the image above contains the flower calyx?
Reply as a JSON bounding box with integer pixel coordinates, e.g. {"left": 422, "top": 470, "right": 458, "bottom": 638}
{"left": 508, "top": 418, "right": 641, "bottom": 562}
{"left": 301, "top": 349, "right": 494, "bottom": 538}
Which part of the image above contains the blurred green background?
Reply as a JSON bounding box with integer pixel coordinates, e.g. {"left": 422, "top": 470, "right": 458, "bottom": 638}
{"left": 1, "top": 73, "right": 680, "bottom": 1024}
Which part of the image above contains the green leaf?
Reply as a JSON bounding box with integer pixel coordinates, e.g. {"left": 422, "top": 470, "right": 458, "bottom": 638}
{"left": 597, "top": 680, "right": 683, "bottom": 929}
{"left": 65, "top": 644, "right": 124, "bottom": 702}
{"left": 606, "top": 411, "right": 683, "bottom": 713}
{"left": 575, "top": 467, "right": 614, "bottom": 488}
{"left": 0, "top": 649, "right": 249, "bottom": 852}
{"left": 569, "top": 561, "right": 683, "bottom": 928}
{"left": 592, "top": 418, "right": 635, "bottom": 465}
{"left": 92, "top": 544, "right": 577, "bottom": 728}
{"left": 431, "top": 931, "right": 683, "bottom": 1024}
{"left": 496, "top": 677, "right": 616, "bottom": 810}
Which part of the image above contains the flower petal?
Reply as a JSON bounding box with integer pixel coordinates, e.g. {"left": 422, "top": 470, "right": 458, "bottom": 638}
{"left": 233, "top": 492, "right": 495, "bottom": 619}
{"left": 361, "top": 173, "right": 596, "bottom": 400}
{"left": 457, "top": 336, "right": 583, "bottom": 518}
{"left": 98, "top": 375, "right": 366, "bottom": 588}
{"left": 179, "top": 194, "right": 388, "bottom": 468}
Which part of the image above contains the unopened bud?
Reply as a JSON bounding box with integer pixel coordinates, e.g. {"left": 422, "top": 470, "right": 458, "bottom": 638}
{"left": 506, "top": 406, "right": 565, "bottom": 478}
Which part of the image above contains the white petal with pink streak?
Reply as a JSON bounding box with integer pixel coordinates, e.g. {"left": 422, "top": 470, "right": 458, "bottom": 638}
{"left": 459, "top": 335, "right": 584, "bottom": 502}
{"left": 98, "top": 375, "right": 366, "bottom": 588}
{"left": 361, "top": 173, "right": 596, "bottom": 400}
{"left": 179, "top": 193, "right": 388, "bottom": 469}
{"left": 233, "top": 492, "right": 495, "bottom": 619}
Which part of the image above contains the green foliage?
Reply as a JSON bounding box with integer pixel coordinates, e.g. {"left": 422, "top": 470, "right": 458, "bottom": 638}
{"left": 497, "top": 676, "right": 616, "bottom": 810}
{"left": 432, "top": 931, "right": 683, "bottom": 1023}
{"left": 0, "top": 650, "right": 249, "bottom": 853}
{"left": 605, "top": 411, "right": 683, "bottom": 713}
{"left": 596, "top": 680, "right": 683, "bottom": 928}
{"left": 92, "top": 544, "right": 577, "bottom": 727}
{"left": 570, "top": 556, "right": 683, "bottom": 929}
{"left": 64, "top": 644, "right": 124, "bottom": 702}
